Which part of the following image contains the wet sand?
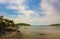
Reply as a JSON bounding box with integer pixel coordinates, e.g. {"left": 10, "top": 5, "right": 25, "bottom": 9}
{"left": 19, "top": 26, "right": 60, "bottom": 39}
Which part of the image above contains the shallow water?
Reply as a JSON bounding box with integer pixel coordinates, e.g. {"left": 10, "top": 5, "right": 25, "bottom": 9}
{"left": 18, "top": 26, "right": 60, "bottom": 39}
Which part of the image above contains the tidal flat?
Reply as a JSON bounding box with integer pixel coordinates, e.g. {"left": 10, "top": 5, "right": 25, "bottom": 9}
{"left": 19, "top": 26, "right": 60, "bottom": 39}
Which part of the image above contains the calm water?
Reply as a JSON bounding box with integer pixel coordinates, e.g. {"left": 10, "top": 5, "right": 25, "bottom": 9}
{"left": 19, "top": 26, "right": 60, "bottom": 39}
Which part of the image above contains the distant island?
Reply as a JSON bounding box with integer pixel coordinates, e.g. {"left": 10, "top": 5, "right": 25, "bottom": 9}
{"left": 48, "top": 24, "right": 60, "bottom": 26}
{"left": 15, "top": 23, "right": 31, "bottom": 26}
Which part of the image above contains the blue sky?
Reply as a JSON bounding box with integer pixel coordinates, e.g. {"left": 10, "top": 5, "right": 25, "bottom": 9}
{"left": 0, "top": 0, "right": 60, "bottom": 25}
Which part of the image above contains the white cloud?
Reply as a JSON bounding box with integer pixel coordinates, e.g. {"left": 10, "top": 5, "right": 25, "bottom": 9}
{"left": 2, "top": 0, "right": 38, "bottom": 24}
{"left": 0, "top": 0, "right": 3, "bottom": 2}
{"left": 41, "top": 0, "right": 57, "bottom": 17}
{"left": 39, "top": 0, "right": 60, "bottom": 24}
{"left": 0, "top": 0, "right": 60, "bottom": 25}
{"left": 4, "top": 0, "right": 36, "bottom": 16}
{"left": 0, "top": 0, "right": 24, "bottom": 4}
{"left": 0, "top": 0, "right": 5, "bottom": 3}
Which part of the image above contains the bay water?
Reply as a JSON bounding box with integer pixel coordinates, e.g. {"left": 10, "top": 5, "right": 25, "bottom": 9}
{"left": 18, "top": 26, "right": 60, "bottom": 39}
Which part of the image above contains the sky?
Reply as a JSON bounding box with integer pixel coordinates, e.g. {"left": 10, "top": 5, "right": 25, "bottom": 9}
{"left": 0, "top": 0, "right": 60, "bottom": 25}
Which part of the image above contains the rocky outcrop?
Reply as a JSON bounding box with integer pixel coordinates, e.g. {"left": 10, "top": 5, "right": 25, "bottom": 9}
{"left": 0, "top": 31, "right": 22, "bottom": 39}
{"left": 0, "top": 16, "right": 23, "bottom": 39}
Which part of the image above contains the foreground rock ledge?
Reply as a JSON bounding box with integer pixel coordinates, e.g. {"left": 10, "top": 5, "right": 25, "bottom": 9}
{"left": 0, "top": 30, "right": 22, "bottom": 39}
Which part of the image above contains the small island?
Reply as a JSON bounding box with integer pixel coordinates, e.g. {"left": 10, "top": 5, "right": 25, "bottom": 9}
{"left": 15, "top": 23, "right": 31, "bottom": 26}
{"left": 48, "top": 24, "right": 60, "bottom": 26}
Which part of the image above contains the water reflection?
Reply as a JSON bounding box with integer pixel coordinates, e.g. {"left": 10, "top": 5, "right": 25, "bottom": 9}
{"left": 19, "top": 26, "right": 60, "bottom": 39}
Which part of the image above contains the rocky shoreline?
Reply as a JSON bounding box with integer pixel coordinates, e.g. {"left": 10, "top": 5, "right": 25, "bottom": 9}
{"left": 0, "top": 30, "right": 23, "bottom": 39}
{"left": 0, "top": 16, "right": 23, "bottom": 39}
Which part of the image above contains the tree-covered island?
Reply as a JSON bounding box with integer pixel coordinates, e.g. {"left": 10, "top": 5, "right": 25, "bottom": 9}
{"left": 15, "top": 23, "right": 31, "bottom": 26}
{"left": 48, "top": 24, "right": 60, "bottom": 26}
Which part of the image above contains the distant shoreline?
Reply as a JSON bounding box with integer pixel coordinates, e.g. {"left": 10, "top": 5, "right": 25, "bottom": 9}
{"left": 48, "top": 24, "right": 60, "bottom": 26}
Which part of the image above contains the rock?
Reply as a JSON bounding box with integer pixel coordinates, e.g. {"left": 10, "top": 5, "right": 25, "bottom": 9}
{"left": 17, "top": 30, "right": 20, "bottom": 32}
{"left": 0, "top": 31, "right": 22, "bottom": 39}
{"left": 40, "top": 33, "right": 47, "bottom": 35}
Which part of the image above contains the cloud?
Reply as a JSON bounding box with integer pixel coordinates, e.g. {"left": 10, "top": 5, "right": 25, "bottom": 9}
{"left": 39, "top": 0, "right": 60, "bottom": 24}
{"left": 2, "top": 0, "right": 35, "bottom": 17}
{"left": 41, "top": 0, "right": 60, "bottom": 15}
{"left": 0, "top": 0, "right": 38, "bottom": 24}
{"left": 0, "top": 0, "right": 4, "bottom": 3}
{"left": 41, "top": 0, "right": 56, "bottom": 17}
{"left": 0, "top": 0, "right": 60, "bottom": 25}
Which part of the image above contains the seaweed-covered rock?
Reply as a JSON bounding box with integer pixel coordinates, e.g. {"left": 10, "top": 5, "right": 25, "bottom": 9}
{"left": 0, "top": 31, "right": 22, "bottom": 39}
